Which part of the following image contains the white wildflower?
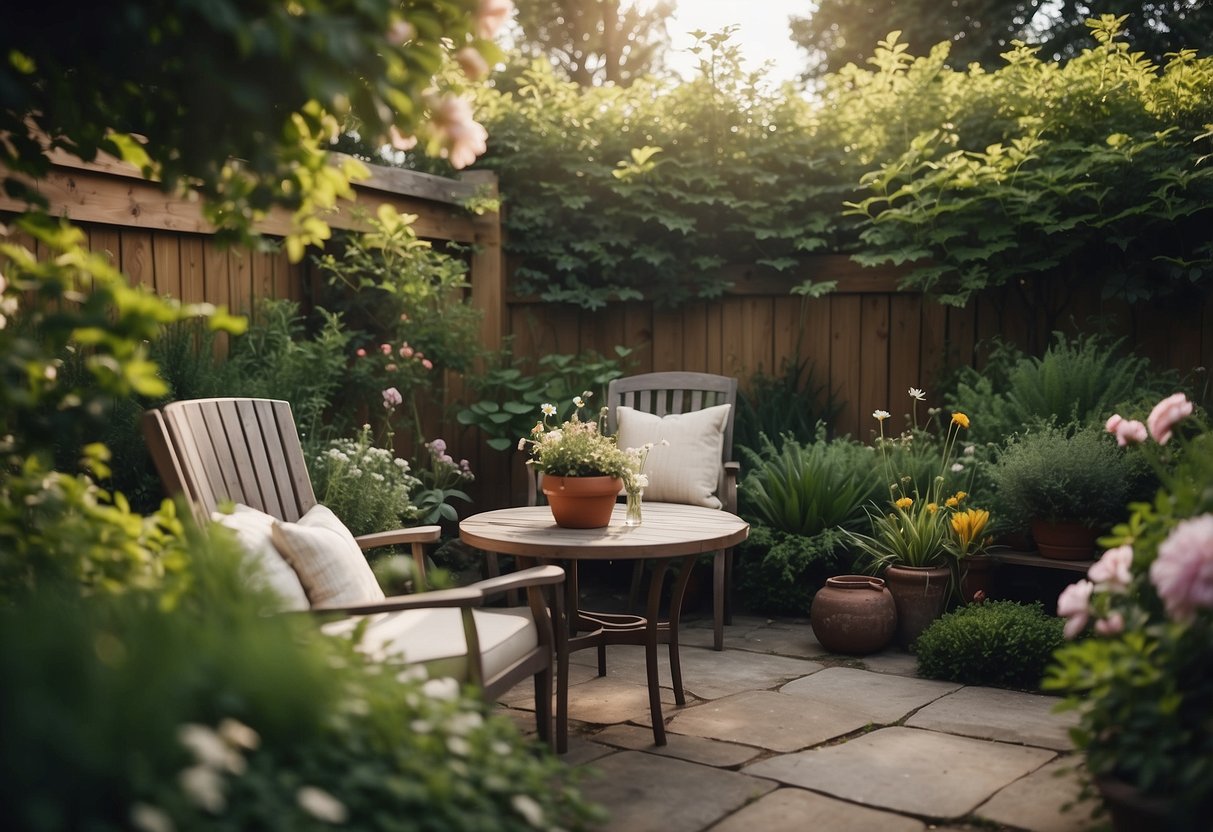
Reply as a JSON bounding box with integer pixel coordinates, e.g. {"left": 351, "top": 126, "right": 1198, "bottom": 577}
{"left": 540, "top": 403, "right": 557, "bottom": 416}
{"left": 964, "top": 445, "right": 976, "bottom": 456}
{"left": 179, "top": 765, "right": 226, "bottom": 813}
{"left": 517, "top": 437, "right": 527, "bottom": 451}
{"left": 512, "top": 794, "right": 546, "bottom": 828}
{"left": 131, "top": 803, "right": 175, "bottom": 832}
{"left": 573, "top": 396, "right": 585, "bottom": 408}
{"left": 491, "top": 740, "right": 513, "bottom": 756}
{"left": 396, "top": 665, "right": 428, "bottom": 684}
{"left": 177, "top": 723, "right": 230, "bottom": 770}
{"left": 297, "top": 786, "right": 348, "bottom": 824}
{"left": 422, "top": 677, "right": 460, "bottom": 701}
{"left": 873, "top": 410, "right": 891, "bottom": 421}
{"left": 951, "top": 462, "right": 965, "bottom": 473}
{"left": 217, "top": 718, "right": 260, "bottom": 751}
{"left": 411, "top": 719, "right": 435, "bottom": 734}
{"left": 633, "top": 473, "right": 650, "bottom": 489}
{"left": 447, "top": 736, "right": 471, "bottom": 756}
{"left": 448, "top": 711, "right": 483, "bottom": 735}
{"left": 908, "top": 387, "right": 926, "bottom": 401}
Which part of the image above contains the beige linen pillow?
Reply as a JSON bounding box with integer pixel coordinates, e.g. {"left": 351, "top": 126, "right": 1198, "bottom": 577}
{"left": 615, "top": 403, "right": 730, "bottom": 509}
{"left": 212, "top": 504, "right": 310, "bottom": 611}
{"left": 271, "top": 504, "right": 385, "bottom": 607}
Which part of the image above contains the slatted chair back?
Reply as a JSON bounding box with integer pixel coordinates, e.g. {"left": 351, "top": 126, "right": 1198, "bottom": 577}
{"left": 605, "top": 372, "right": 739, "bottom": 510}
{"left": 148, "top": 398, "right": 317, "bottom": 525}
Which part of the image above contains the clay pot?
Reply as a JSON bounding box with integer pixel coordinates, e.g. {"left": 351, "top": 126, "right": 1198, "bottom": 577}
{"left": 542, "top": 475, "right": 623, "bottom": 529}
{"left": 883, "top": 564, "right": 951, "bottom": 650}
{"left": 1031, "top": 519, "right": 1101, "bottom": 560}
{"left": 810, "top": 575, "right": 897, "bottom": 655}
{"left": 959, "top": 554, "right": 995, "bottom": 603}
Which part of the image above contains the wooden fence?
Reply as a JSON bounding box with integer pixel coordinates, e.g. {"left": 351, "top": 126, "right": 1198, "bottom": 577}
{"left": 4, "top": 154, "right": 1211, "bottom": 511}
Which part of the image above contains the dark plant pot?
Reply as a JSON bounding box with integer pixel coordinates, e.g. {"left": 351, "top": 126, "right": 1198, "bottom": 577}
{"left": 1031, "top": 519, "right": 1100, "bottom": 560}
{"left": 883, "top": 564, "right": 951, "bottom": 650}
{"left": 1095, "top": 775, "right": 1186, "bottom": 832}
{"left": 542, "top": 475, "right": 623, "bottom": 529}
{"left": 810, "top": 575, "right": 897, "bottom": 655}
{"left": 959, "top": 554, "right": 995, "bottom": 603}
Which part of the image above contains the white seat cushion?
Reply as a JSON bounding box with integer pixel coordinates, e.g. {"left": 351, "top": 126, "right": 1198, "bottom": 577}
{"left": 322, "top": 607, "right": 539, "bottom": 682}
{"left": 271, "top": 504, "right": 385, "bottom": 607}
{"left": 615, "top": 403, "right": 730, "bottom": 508}
{"left": 212, "top": 504, "right": 310, "bottom": 611}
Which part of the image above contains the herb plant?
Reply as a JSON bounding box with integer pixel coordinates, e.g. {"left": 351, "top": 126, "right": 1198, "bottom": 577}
{"left": 915, "top": 601, "right": 1065, "bottom": 689}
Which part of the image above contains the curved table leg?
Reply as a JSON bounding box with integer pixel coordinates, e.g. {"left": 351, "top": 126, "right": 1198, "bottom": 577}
{"left": 667, "top": 555, "right": 695, "bottom": 706}
{"left": 645, "top": 557, "right": 670, "bottom": 746}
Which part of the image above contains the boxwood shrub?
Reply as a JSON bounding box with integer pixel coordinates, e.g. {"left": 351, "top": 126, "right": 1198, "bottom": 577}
{"left": 915, "top": 601, "right": 1064, "bottom": 689}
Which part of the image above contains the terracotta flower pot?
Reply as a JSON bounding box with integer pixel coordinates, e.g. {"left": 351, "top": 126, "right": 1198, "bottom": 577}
{"left": 542, "top": 475, "right": 623, "bottom": 529}
{"left": 1031, "top": 519, "right": 1101, "bottom": 560}
{"left": 959, "top": 554, "right": 995, "bottom": 603}
{"left": 883, "top": 564, "right": 951, "bottom": 650}
{"left": 810, "top": 575, "right": 897, "bottom": 655}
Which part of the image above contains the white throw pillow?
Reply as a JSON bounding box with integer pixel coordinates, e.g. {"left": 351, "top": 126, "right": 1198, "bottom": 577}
{"left": 271, "top": 504, "right": 385, "bottom": 607}
{"left": 615, "top": 403, "right": 730, "bottom": 509}
{"left": 212, "top": 504, "right": 310, "bottom": 611}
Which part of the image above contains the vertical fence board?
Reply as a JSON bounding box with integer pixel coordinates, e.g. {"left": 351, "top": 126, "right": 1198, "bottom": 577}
{"left": 122, "top": 230, "right": 154, "bottom": 288}
{"left": 888, "top": 293, "right": 922, "bottom": 408}
{"left": 180, "top": 237, "right": 205, "bottom": 303}
{"left": 651, "top": 305, "right": 683, "bottom": 372}
{"left": 830, "top": 295, "right": 863, "bottom": 438}
{"left": 858, "top": 294, "right": 890, "bottom": 423}
{"left": 228, "top": 249, "right": 253, "bottom": 313}
{"left": 151, "top": 232, "right": 182, "bottom": 300}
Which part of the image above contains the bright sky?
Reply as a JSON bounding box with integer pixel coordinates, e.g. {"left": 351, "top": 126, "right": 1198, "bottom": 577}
{"left": 664, "top": 0, "right": 808, "bottom": 86}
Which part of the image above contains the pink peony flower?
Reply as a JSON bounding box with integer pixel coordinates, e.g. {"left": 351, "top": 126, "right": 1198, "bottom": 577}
{"left": 1114, "top": 419, "right": 1148, "bottom": 446}
{"left": 475, "top": 0, "right": 513, "bottom": 39}
{"left": 1089, "top": 544, "right": 1133, "bottom": 589}
{"left": 401, "top": 346, "right": 414, "bottom": 358}
{"left": 389, "top": 125, "right": 418, "bottom": 152}
{"left": 1150, "top": 514, "right": 1213, "bottom": 623}
{"left": 422, "top": 359, "right": 433, "bottom": 370}
{"left": 1057, "top": 580, "right": 1095, "bottom": 639}
{"left": 1147, "top": 392, "right": 1193, "bottom": 445}
{"left": 385, "top": 363, "right": 397, "bottom": 372}
{"left": 1094, "top": 611, "right": 1125, "bottom": 636}
{"left": 430, "top": 95, "right": 488, "bottom": 170}
{"left": 382, "top": 387, "right": 403, "bottom": 409}
{"left": 1105, "top": 414, "right": 1123, "bottom": 434}
{"left": 456, "top": 46, "right": 489, "bottom": 80}
{"left": 380, "top": 343, "right": 392, "bottom": 355}
{"left": 355, "top": 348, "right": 366, "bottom": 357}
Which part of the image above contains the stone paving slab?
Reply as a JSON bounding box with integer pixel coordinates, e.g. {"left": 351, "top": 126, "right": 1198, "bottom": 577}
{"left": 975, "top": 756, "right": 1099, "bottom": 832}
{"left": 667, "top": 690, "right": 875, "bottom": 753}
{"left": 679, "top": 623, "right": 765, "bottom": 650}
{"left": 498, "top": 661, "right": 601, "bottom": 709}
{"left": 739, "top": 624, "right": 831, "bottom": 659}
{"left": 905, "top": 686, "right": 1078, "bottom": 751}
{"left": 708, "top": 787, "right": 928, "bottom": 832}
{"left": 580, "top": 750, "right": 777, "bottom": 832}
{"left": 857, "top": 650, "right": 921, "bottom": 677}
{"left": 562, "top": 676, "right": 679, "bottom": 726}
{"left": 743, "top": 726, "right": 1056, "bottom": 819}
{"left": 570, "top": 643, "right": 825, "bottom": 700}
{"left": 592, "top": 724, "right": 761, "bottom": 768}
{"left": 780, "top": 666, "right": 960, "bottom": 724}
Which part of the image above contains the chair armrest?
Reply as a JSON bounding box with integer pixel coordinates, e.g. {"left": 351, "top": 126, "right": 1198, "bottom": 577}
{"left": 354, "top": 525, "right": 442, "bottom": 551}
{"left": 309, "top": 585, "right": 485, "bottom": 616}
{"left": 469, "top": 564, "right": 564, "bottom": 596}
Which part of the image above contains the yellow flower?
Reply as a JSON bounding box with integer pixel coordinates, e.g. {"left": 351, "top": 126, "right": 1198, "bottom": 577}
{"left": 952, "top": 412, "right": 970, "bottom": 429}
{"left": 895, "top": 497, "right": 913, "bottom": 509}
{"left": 945, "top": 496, "right": 959, "bottom": 508}
{"left": 953, "top": 490, "right": 967, "bottom": 502}
{"left": 927, "top": 502, "right": 938, "bottom": 513}
{"left": 951, "top": 508, "right": 990, "bottom": 547}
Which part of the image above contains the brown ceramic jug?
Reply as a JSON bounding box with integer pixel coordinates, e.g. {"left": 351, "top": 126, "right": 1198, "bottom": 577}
{"left": 810, "top": 575, "right": 898, "bottom": 655}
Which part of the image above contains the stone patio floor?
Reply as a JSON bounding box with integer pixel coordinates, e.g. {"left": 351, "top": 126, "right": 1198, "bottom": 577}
{"left": 500, "top": 613, "right": 1103, "bottom": 832}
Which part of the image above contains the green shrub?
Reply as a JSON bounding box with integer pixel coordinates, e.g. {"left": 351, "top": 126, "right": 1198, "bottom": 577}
{"left": 734, "top": 356, "right": 841, "bottom": 453}
{"left": 915, "top": 601, "right": 1065, "bottom": 689}
{"left": 308, "top": 426, "right": 422, "bottom": 537}
{"left": 735, "top": 526, "right": 852, "bottom": 616}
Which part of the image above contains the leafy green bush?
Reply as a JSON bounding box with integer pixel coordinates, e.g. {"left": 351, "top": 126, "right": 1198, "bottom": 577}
{"left": 916, "top": 601, "right": 1065, "bottom": 689}
{"left": 945, "top": 333, "right": 1176, "bottom": 446}
{"left": 308, "top": 426, "right": 422, "bottom": 537}
{"left": 0, "top": 537, "right": 600, "bottom": 832}
{"left": 735, "top": 525, "right": 853, "bottom": 616}
{"left": 734, "top": 356, "right": 840, "bottom": 453}
{"left": 990, "top": 423, "right": 1153, "bottom": 532}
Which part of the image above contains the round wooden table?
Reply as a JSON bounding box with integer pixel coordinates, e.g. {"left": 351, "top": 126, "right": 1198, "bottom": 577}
{"left": 460, "top": 503, "right": 749, "bottom": 748}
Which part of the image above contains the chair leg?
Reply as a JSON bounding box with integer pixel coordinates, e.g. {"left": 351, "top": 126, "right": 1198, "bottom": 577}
{"left": 713, "top": 550, "right": 725, "bottom": 651}
{"left": 724, "top": 547, "right": 735, "bottom": 625}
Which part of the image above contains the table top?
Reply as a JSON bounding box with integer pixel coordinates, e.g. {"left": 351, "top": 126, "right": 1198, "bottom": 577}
{"left": 459, "top": 503, "right": 749, "bottom": 560}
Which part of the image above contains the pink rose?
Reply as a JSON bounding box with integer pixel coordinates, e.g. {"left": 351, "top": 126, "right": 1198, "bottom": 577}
{"left": 389, "top": 125, "right": 417, "bottom": 152}
{"left": 380, "top": 343, "right": 392, "bottom": 355}
{"left": 401, "top": 346, "right": 414, "bottom": 358}
{"left": 1057, "top": 580, "right": 1094, "bottom": 639}
{"left": 382, "top": 387, "right": 403, "bottom": 409}
{"left": 456, "top": 46, "right": 489, "bottom": 80}
{"left": 1150, "top": 514, "right": 1213, "bottom": 623}
{"left": 1094, "top": 611, "right": 1125, "bottom": 636}
{"left": 430, "top": 95, "right": 488, "bottom": 170}
{"left": 1088, "top": 545, "right": 1133, "bottom": 589}
{"left": 422, "top": 359, "right": 433, "bottom": 370}
{"left": 475, "top": 0, "right": 513, "bottom": 39}
{"left": 385, "top": 363, "right": 397, "bottom": 372}
{"left": 1105, "top": 414, "right": 1123, "bottom": 434}
{"left": 1147, "top": 392, "right": 1193, "bottom": 445}
{"left": 1114, "top": 419, "right": 1147, "bottom": 446}
{"left": 355, "top": 348, "right": 367, "bottom": 357}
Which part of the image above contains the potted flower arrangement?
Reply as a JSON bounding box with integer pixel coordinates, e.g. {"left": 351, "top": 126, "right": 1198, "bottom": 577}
{"left": 845, "top": 388, "right": 994, "bottom": 648}
{"left": 989, "top": 423, "right": 1147, "bottom": 559}
{"left": 1046, "top": 393, "right": 1212, "bottom": 830}
{"left": 518, "top": 394, "right": 638, "bottom": 528}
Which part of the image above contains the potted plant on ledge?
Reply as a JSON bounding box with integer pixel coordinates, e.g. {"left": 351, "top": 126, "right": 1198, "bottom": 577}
{"left": 1046, "top": 394, "right": 1212, "bottom": 830}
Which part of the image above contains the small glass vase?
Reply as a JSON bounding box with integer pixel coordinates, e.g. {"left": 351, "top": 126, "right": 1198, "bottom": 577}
{"left": 624, "top": 488, "right": 643, "bottom": 526}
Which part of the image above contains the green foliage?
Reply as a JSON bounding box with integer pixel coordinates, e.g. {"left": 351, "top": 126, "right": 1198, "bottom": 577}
{"left": 0, "top": 1, "right": 501, "bottom": 255}
{"left": 735, "top": 525, "right": 853, "bottom": 616}
{"left": 0, "top": 537, "right": 600, "bottom": 832}
{"left": 308, "top": 427, "right": 422, "bottom": 537}
{"left": 411, "top": 438, "right": 476, "bottom": 524}
{"left": 312, "top": 207, "right": 483, "bottom": 440}
{"left": 457, "top": 345, "right": 634, "bottom": 451}
{"left": 991, "top": 422, "right": 1151, "bottom": 530}
{"left": 841, "top": 18, "right": 1213, "bottom": 308}
{"left": 739, "top": 430, "right": 879, "bottom": 536}
{"left": 915, "top": 601, "right": 1065, "bottom": 689}
{"left": 473, "top": 37, "right": 853, "bottom": 308}
{"left": 734, "top": 356, "right": 841, "bottom": 452}
{"left": 946, "top": 333, "right": 1177, "bottom": 446}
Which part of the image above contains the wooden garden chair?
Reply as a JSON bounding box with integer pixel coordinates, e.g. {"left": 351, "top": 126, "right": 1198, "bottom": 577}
{"left": 142, "top": 397, "right": 568, "bottom": 751}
